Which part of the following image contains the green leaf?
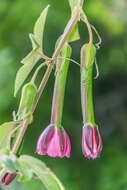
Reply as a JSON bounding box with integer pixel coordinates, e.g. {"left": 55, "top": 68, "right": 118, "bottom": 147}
{"left": 16, "top": 159, "right": 33, "bottom": 182}
{"left": 1, "top": 178, "right": 45, "bottom": 190}
{"left": 29, "top": 34, "right": 40, "bottom": 50}
{"left": 14, "top": 5, "right": 50, "bottom": 96}
{"left": 19, "top": 155, "right": 65, "bottom": 190}
{"left": 0, "top": 122, "right": 14, "bottom": 150}
{"left": 1, "top": 154, "right": 16, "bottom": 173}
{"left": 68, "top": 0, "right": 78, "bottom": 10}
{"left": 14, "top": 53, "right": 40, "bottom": 96}
{"left": 34, "top": 5, "right": 50, "bottom": 50}
{"left": 20, "top": 35, "right": 40, "bottom": 68}
{"left": 68, "top": 24, "right": 80, "bottom": 42}
{"left": 21, "top": 49, "right": 40, "bottom": 65}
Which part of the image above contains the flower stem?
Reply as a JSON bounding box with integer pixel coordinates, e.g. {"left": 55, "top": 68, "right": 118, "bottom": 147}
{"left": 81, "top": 11, "right": 93, "bottom": 44}
{"left": 31, "top": 61, "right": 48, "bottom": 83}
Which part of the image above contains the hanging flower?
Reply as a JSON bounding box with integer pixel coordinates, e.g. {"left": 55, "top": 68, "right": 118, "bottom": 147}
{"left": 82, "top": 125, "right": 102, "bottom": 159}
{"left": 36, "top": 124, "right": 71, "bottom": 158}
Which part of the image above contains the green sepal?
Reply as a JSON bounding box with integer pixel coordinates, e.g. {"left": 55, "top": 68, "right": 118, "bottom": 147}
{"left": 83, "top": 122, "right": 98, "bottom": 129}
{"left": 81, "top": 43, "right": 96, "bottom": 70}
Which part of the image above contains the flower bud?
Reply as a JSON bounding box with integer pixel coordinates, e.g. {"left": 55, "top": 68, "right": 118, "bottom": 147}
{"left": 82, "top": 125, "right": 102, "bottom": 159}
{"left": 17, "top": 82, "right": 37, "bottom": 120}
{"left": 36, "top": 124, "right": 71, "bottom": 158}
{"left": 2, "top": 172, "right": 17, "bottom": 186}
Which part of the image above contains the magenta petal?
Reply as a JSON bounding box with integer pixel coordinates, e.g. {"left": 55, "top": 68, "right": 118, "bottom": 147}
{"left": 63, "top": 128, "right": 71, "bottom": 158}
{"left": 36, "top": 124, "right": 54, "bottom": 155}
{"left": 36, "top": 125, "right": 71, "bottom": 158}
{"left": 47, "top": 128, "right": 71, "bottom": 158}
{"left": 82, "top": 125, "right": 102, "bottom": 159}
{"left": 46, "top": 129, "right": 62, "bottom": 157}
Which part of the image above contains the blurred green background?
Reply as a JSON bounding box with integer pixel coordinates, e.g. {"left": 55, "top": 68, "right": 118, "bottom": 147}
{"left": 0, "top": 0, "right": 127, "bottom": 189}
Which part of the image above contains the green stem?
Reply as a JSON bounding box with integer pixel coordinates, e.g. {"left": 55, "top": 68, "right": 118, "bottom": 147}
{"left": 80, "top": 10, "right": 93, "bottom": 44}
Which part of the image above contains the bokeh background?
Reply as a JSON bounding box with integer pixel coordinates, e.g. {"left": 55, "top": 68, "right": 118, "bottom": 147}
{"left": 0, "top": 0, "right": 127, "bottom": 189}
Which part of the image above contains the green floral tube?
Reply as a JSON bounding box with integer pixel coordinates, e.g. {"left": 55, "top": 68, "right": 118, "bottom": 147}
{"left": 50, "top": 43, "right": 71, "bottom": 127}
{"left": 80, "top": 43, "right": 96, "bottom": 125}
{"left": 80, "top": 43, "right": 102, "bottom": 159}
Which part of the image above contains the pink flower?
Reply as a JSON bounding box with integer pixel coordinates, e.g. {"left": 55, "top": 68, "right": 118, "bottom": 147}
{"left": 36, "top": 124, "right": 71, "bottom": 158}
{"left": 82, "top": 125, "right": 102, "bottom": 159}
{"left": 2, "top": 173, "right": 17, "bottom": 186}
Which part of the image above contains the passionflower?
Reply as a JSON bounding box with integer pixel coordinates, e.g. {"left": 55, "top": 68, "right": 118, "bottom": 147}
{"left": 2, "top": 172, "right": 17, "bottom": 186}
{"left": 82, "top": 125, "right": 102, "bottom": 159}
{"left": 36, "top": 124, "right": 71, "bottom": 158}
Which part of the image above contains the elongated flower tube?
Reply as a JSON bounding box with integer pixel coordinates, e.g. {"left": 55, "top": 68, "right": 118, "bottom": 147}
{"left": 37, "top": 43, "right": 71, "bottom": 158}
{"left": 80, "top": 43, "right": 102, "bottom": 159}
{"left": 2, "top": 173, "right": 17, "bottom": 186}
